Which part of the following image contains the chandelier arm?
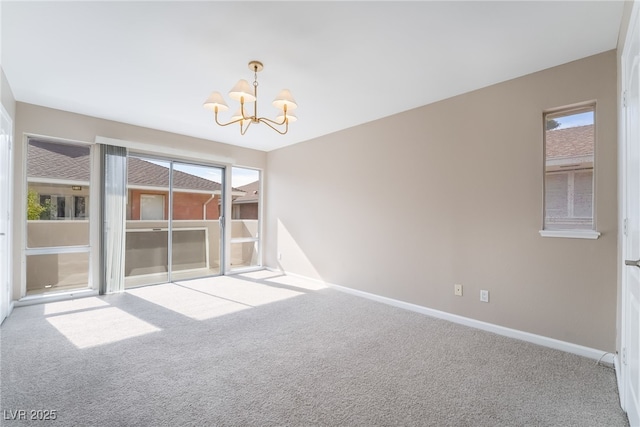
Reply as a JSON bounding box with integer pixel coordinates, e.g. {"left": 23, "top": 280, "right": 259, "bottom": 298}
{"left": 257, "top": 118, "right": 289, "bottom": 135}
{"left": 259, "top": 105, "right": 288, "bottom": 126}
{"left": 239, "top": 99, "right": 255, "bottom": 121}
{"left": 240, "top": 120, "right": 253, "bottom": 136}
{"left": 214, "top": 112, "right": 249, "bottom": 127}
{"left": 259, "top": 116, "right": 287, "bottom": 126}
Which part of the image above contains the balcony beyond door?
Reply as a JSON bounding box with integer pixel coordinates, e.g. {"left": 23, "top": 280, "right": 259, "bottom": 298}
{"left": 125, "top": 156, "right": 224, "bottom": 287}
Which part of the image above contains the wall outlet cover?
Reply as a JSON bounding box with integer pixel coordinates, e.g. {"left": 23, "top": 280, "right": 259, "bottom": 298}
{"left": 480, "top": 290, "right": 489, "bottom": 303}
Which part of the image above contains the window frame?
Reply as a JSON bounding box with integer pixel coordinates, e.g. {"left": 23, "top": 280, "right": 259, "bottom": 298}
{"left": 23, "top": 136, "right": 98, "bottom": 298}
{"left": 229, "top": 167, "right": 262, "bottom": 272}
{"left": 540, "top": 103, "right": 600, "bottom": 239}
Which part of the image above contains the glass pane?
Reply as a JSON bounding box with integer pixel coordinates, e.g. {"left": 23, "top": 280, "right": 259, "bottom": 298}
{"left": 27, "top": 218, "right": 89, "bottom": 248}
{"left": 574, "top": 171, "right": 594, "bottom": 218}
{"left": 231, "top": 220, "right": 259, "bottom": 239}
{"left": 544, "top": 173, "right": 568, "bottom": 218}
{"left": 231, "top": 167, "right": 260, "bottom": 226}
{"left": 171, "top": 163, "right": 222, "bottom": 281}
{"left": 544, "top": 108, "right": 594, "bottom": 230}
{"left": 26, "top": 252, "right": 89, "bottom": 296}
{"left": 27, "top": 140, "right": 90, "bottom": 247}
{"left": 231, "top": 167, "right": 261, "bottom": 271}
{"left": 230, "top": 242, "right": 259, "bottom": 270}
{"left": 125, "top": 156, "right": 169, "bottom": 287}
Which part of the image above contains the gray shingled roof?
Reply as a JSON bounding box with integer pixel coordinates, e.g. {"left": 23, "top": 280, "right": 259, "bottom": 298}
{"left": 233, "top": 180, "right": 259, "bottom": 204}
{"left": 546, "top": 125, "right": 594, "bottom": 159}
{"left": 27, "top": 139, "right": 90, "bottom": 181}
{"left": 127, "top": 157, "right": 222, "bottom": 192}
{"left": 28, "top": 139, "right": 222, "bottom": 192}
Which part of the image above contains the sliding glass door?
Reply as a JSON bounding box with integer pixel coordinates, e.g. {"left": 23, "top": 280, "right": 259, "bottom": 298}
{"left": 125, "top": 156, "right": 170, "bottom": 287}
{"left": 171, "top": 162, "right": 223, "bottom": 281}
{"left": 124, "top": 155, "right": 223, "bottom": 287}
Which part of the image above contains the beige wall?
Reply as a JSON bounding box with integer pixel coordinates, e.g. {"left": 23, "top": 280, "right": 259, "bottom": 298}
{"left": 266, "top": 50, "right": 618, "bottom": 351}
{"left": 12, "top": 103, "right": 266, "bottom": 298}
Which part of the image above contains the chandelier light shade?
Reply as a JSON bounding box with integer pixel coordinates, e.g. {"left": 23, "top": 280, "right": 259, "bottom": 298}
{"left": 203, "top": 60, "right": 297, "bottom": 135}
{"left": 276, "top": 111, "right": 297, "bottom": 123}
{"left": 203, "top": 92, "right": 229, "bottom": 112}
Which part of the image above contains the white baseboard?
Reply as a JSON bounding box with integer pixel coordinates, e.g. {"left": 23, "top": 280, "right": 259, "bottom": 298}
{"left": 269, "top": 267, "right": 615, "bottom": 364}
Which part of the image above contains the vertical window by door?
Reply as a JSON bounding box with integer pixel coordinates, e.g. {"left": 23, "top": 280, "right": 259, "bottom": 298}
{"left": 25, "top": 138, "right": 92, "bottom": 295}
{"left": 230, "top": 167, "right": 261, "bottom": 271}
{"left": 543, "top": 106, "right": 595, "bottom": 231}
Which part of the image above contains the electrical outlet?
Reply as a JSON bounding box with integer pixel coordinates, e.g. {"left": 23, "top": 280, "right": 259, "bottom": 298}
{"left": 480, "top": 290, "right": 489, "bottom": 303}
{"left": 454, "top": 284, "right": 463, "bottom": 296}
{"left": 278, "top": 252, "right": 282, "bottom": 260}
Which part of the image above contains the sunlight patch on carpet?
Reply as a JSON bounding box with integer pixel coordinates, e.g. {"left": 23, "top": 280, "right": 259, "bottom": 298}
{"left": 43, "top": 297, "right": 110, "bottom": 315}
{"left": 46, "top": 307, "right": 161, "bottom": 349}
{"left": 236, "top": 270, "right": 284, "bottom": 280}
{"left": 127, "top": 283, "right": 250, "bottom": 320}
{"left": 233, "top": 270, "right": 327, "bottom": 291}
{"left": 174, "top": 276, "right": 305, "bottom": 306}
{"left": 264, "top": 274, "right": 327, "bottom": 291}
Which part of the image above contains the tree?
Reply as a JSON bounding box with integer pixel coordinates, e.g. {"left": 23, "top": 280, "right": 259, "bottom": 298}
{"left": 546, "top": 119, "right": 561, "bottom": 130}
{"left": 26, "top": 189, "right": 51, "bottom": 220}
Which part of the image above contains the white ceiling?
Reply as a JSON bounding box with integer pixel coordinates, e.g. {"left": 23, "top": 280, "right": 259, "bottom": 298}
{"left": 1, "top": 1, "right": 625, "bottom": 152}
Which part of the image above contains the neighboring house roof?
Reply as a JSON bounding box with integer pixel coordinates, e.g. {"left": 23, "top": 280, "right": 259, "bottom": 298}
{"left": 27, "top": 139, "right": 223, "bottom": 192}
{"left": 233, "top": 181, "right": 259, "bottom": 204}
{"left": 128, "top": 157, "right": 222, "bottom": 192}
{"left": 546, "top": 125, "right": 594, "bottom": 159}
{"left": 27, "top": 139, "right": 90, "bottom": 182}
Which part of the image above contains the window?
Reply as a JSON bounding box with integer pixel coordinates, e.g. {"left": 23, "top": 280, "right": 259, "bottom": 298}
{"left": 542, "top": 105, "right": 598, "bottom": 238}
{"left": 25, "top": 138, "right": 93, "bottom": 295}
{"left": 36, "top": 194, "right": 87, "bottom": 220}
{"left": 140, "top": 194, "right": 165, "bottom": 220}
{"left": 230, "top": 167, "right": 261, "bottom": 271}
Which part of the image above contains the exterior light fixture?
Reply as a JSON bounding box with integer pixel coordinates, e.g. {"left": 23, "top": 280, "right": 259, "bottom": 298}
{"left": 203, "top": 60, "right": 297, "bottom": 135}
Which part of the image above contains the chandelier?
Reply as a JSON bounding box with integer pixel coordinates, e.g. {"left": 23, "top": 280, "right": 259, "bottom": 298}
{"left": 203, "top": 60, "right": 297, "bottom": 135}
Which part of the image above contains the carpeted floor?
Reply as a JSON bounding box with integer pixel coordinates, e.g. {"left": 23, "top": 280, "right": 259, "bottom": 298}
{"left": 0, "top": 271, "right": 629, "bottom": 426}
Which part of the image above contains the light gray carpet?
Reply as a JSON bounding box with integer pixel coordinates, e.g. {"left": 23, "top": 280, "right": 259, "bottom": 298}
{"left": 0, "top": 272, "right": 629, "bottom": 426}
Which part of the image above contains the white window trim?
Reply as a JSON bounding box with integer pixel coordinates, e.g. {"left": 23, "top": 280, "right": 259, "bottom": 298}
{"left": 538, "top": 230, "right": 600, "bottom": 239}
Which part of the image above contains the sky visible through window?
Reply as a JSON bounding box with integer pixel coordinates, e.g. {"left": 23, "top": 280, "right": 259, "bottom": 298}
{"left": 554, "top": 111, "right": 593, "bottom": 129}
